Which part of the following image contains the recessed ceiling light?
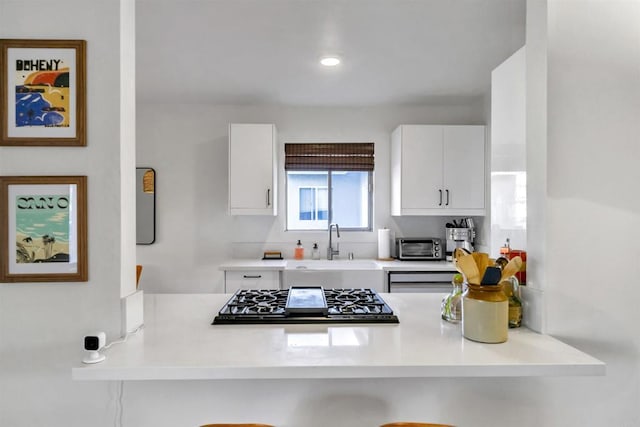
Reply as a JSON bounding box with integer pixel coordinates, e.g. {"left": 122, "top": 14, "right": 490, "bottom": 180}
{"left": 320, "top": 56, "right": 341, "bottom": 67}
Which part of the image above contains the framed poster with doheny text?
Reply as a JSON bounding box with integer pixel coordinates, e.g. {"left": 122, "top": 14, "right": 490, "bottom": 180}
{"left": 0, "top": 176, "right": 87, "bottom": 282}
{"left": 0, "top": 39, "right": 86, "bottom": 146}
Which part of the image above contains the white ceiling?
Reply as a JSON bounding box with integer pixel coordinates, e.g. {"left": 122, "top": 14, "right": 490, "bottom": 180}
{"left": 136, "top": 0, "right": 526, "bottom": 106}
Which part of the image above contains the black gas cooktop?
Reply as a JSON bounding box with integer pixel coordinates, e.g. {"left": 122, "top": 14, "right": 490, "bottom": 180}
{"left": 212, "top": 287, "right": 399, "bottom": 325}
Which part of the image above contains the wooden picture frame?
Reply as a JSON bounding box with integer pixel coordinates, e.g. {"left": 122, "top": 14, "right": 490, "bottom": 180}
{"left": 0, "top": 176, "right": 87, "bottom": 282}
{"left": 0, "top": 39, "right": 86, "bottom": 146}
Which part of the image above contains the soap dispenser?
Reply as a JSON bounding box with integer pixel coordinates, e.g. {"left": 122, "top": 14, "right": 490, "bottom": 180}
{"left": 294, "top": 240, "right": 304, "bottom": 260}
{"left": 311, "top": 242, "right": 320, "bottom": 260}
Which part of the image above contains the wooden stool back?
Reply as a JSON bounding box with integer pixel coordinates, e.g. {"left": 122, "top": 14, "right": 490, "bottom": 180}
{"left": 200, "top": 424, "right": 274, "bottom": 427}
{"left": 381, "top": 423, "right": 454, "bottom": 427}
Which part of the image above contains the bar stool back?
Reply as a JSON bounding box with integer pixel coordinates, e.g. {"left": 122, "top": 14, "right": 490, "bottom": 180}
{"left": 200, "top": 424, "right": 274, "bottom": 427}
{"left": 381, "top": 423, "right": 454, "bottom": 427}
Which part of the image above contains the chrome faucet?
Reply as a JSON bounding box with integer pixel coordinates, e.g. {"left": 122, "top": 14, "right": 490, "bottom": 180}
{"left": 327, "top": 223, "right": 340, "bottom": 260}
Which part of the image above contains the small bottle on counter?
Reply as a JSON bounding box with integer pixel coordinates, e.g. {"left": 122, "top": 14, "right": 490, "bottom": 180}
{"left": 441, "top": 273, "right": 464, "bottom": 323}
{"left": 501, "top": 276, "right": 522, "bottom": 328}
{"left": 311, "top": 242, "right": 320, "bottom": 260}
{"left": 499, "top": 238, "right": 511, "bottom": 256}
{"left": 294, "top": 240, "right": 304, "bottom": 260}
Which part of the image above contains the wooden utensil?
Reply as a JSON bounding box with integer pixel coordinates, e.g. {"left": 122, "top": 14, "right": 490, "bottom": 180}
{"left": 501, "top": 256, "right": 522, "bottom": 281}
{"left": 472, "top": 252, "right": 490, "bottom": 279}
{"left": 453, "top": 247, "right": 467, "bottom": 260}
{"left": 453, "top": 249, "right": 465, "bottom": 276}
{"left": 471, "top": 251, "right": 481, "bottom": 263}
{"left": 456, "top": 253, "right": 481, "bottom": 284}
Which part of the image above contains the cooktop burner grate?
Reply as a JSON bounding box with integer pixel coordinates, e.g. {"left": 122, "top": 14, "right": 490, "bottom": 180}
{"left": 325, "top": 288, "right": 387, "bottom": 315}
{"left": 227, "top": 289, "right": 288, "bottom": 315}
{"left": 213, "top": 288, "right": 399, "bottom": 324}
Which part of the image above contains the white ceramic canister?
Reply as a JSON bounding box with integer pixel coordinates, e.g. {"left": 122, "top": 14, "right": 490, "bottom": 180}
{"left": 462, "top": 283, "right": 508, "bottom": 343}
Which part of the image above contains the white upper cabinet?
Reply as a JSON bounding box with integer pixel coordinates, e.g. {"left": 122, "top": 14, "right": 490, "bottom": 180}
{"left": 391, "top": 125, "right": 486, "bottom": 216}
{"left": 228, "top": 123, "right": 278, "bottom": 215}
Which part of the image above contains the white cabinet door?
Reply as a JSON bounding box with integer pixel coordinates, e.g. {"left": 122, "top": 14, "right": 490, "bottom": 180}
{"left": 443, "top": 126, "right": 485, "bottom": 210}
{"left": 224, "top": 271, "right": 280, "bottom": 293}
{"left": 228, "top": 123, "right": 277, "bottom": 215}
{"left": 400, "top": 125, "right": 444, "bottom": 211}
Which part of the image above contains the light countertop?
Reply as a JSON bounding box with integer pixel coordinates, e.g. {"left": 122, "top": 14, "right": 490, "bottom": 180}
{"left": 219, "top": 259, "right": 287, "bottom": 271}
{"left": 219, "top": 259, "right": 457, "bottom": 272}
{"left": 72, "top": 293, "right": 605, "bottom": 381}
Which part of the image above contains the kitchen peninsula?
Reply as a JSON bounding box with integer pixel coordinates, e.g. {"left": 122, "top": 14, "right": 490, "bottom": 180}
{"left": 72, "top": 293, "right": 604, "bottom": 381}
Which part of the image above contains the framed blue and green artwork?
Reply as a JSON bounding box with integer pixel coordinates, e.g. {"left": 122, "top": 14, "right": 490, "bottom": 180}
{"left": 0, "top": 176, "right": 87, "bottom": 282}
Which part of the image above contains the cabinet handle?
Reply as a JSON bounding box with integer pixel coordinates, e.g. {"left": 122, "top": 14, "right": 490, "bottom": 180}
{"left": 266, "top": 189, "right": 271, "bottom": 207}
{"left": 438, "top": 189, "right": 443, "bottom": 206}
{"left": 446, "top": 189, "right": 450, "bottom": 206}
{"left": 243, "top": 275, "right": 262, "bottom": 279}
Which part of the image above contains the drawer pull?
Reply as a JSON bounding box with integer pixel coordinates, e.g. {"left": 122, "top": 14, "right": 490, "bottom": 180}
{"left": 243, "top": 275, "right": 262, "bottom": 279}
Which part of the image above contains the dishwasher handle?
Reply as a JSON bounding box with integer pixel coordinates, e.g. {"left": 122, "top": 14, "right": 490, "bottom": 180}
{"left": 388, "top": 272, "right": 455, "bottom": 283}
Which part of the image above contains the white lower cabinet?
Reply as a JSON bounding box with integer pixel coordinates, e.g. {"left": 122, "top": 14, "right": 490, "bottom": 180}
{"left": 224, "top": 271, "right": 280, "bottom": 293}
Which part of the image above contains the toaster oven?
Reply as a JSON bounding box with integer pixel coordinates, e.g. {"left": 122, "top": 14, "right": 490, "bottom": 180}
{"left": 395, "top": 237, "right": 444, "bottom": 260}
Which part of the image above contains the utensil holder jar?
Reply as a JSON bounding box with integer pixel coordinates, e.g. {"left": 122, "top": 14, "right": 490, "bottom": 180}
{"left": 462, "top": 283, "right": 508, "bottom": 343}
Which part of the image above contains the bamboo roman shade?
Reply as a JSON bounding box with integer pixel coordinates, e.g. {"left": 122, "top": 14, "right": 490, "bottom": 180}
{"left": 284, "top": 143, "right": 374, "bottom": 171}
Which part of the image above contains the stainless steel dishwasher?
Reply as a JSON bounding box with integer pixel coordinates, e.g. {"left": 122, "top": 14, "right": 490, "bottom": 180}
{"left": 387, "top": 271, "right": 455, "bottom": 293}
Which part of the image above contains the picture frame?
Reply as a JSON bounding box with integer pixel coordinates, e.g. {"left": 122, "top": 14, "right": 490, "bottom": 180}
{"left": 0, "top": 39, "right": 86, "bottom": 146}
{"left": 0, "top": 176, "right": 87, "bottom": 282}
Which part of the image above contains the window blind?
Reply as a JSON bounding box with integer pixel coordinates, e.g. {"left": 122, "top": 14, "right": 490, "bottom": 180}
{"left": 284, "top": 143, "right": 374, "bottom": 171}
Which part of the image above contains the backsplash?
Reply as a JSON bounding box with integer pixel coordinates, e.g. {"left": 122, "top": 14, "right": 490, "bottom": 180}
{"left": 230, "top": 215, "right": 486, "bottom": 260}
{"left": 231, "top": 241, "right": 379, "bottom": 260}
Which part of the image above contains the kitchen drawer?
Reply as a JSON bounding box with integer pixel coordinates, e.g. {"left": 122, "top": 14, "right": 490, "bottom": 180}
{"left": 224, "top": 270, "right": 280, "bottom": 293}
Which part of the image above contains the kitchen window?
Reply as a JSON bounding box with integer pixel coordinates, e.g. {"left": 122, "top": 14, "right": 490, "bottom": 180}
{"left": 285, "top": 143, "right": 374, "bottom": 231}
{"left": 298, "top": 186, "right": 328, "bottom": 221}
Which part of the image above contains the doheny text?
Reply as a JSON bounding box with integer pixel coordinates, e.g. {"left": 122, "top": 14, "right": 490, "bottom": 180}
{"left": 16, "top": 59, "right": 62, "bottom": 71}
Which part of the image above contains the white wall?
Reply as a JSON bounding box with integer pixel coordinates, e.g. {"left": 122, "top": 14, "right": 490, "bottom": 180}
{"left": 136, "top": 103, "right": 487, "bottom": 293}
{"left": 540, "top": 0, "right": 640, "bottom": 423}
{"left": 0, "top": 1, "right": 131, "bottom": 427}
{"left": 524, "top": 0, "right": 549, "bottom": 333}
{"left": 491, "top": 47, "right": 527, "bottom": 256}
{"left": 119, "top": 0, "right": 137, "bottom": 301}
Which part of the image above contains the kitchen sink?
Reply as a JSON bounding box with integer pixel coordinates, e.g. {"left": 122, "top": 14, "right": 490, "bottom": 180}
{"left": 285, "top": 259, "right": 380, "bottom": 271}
